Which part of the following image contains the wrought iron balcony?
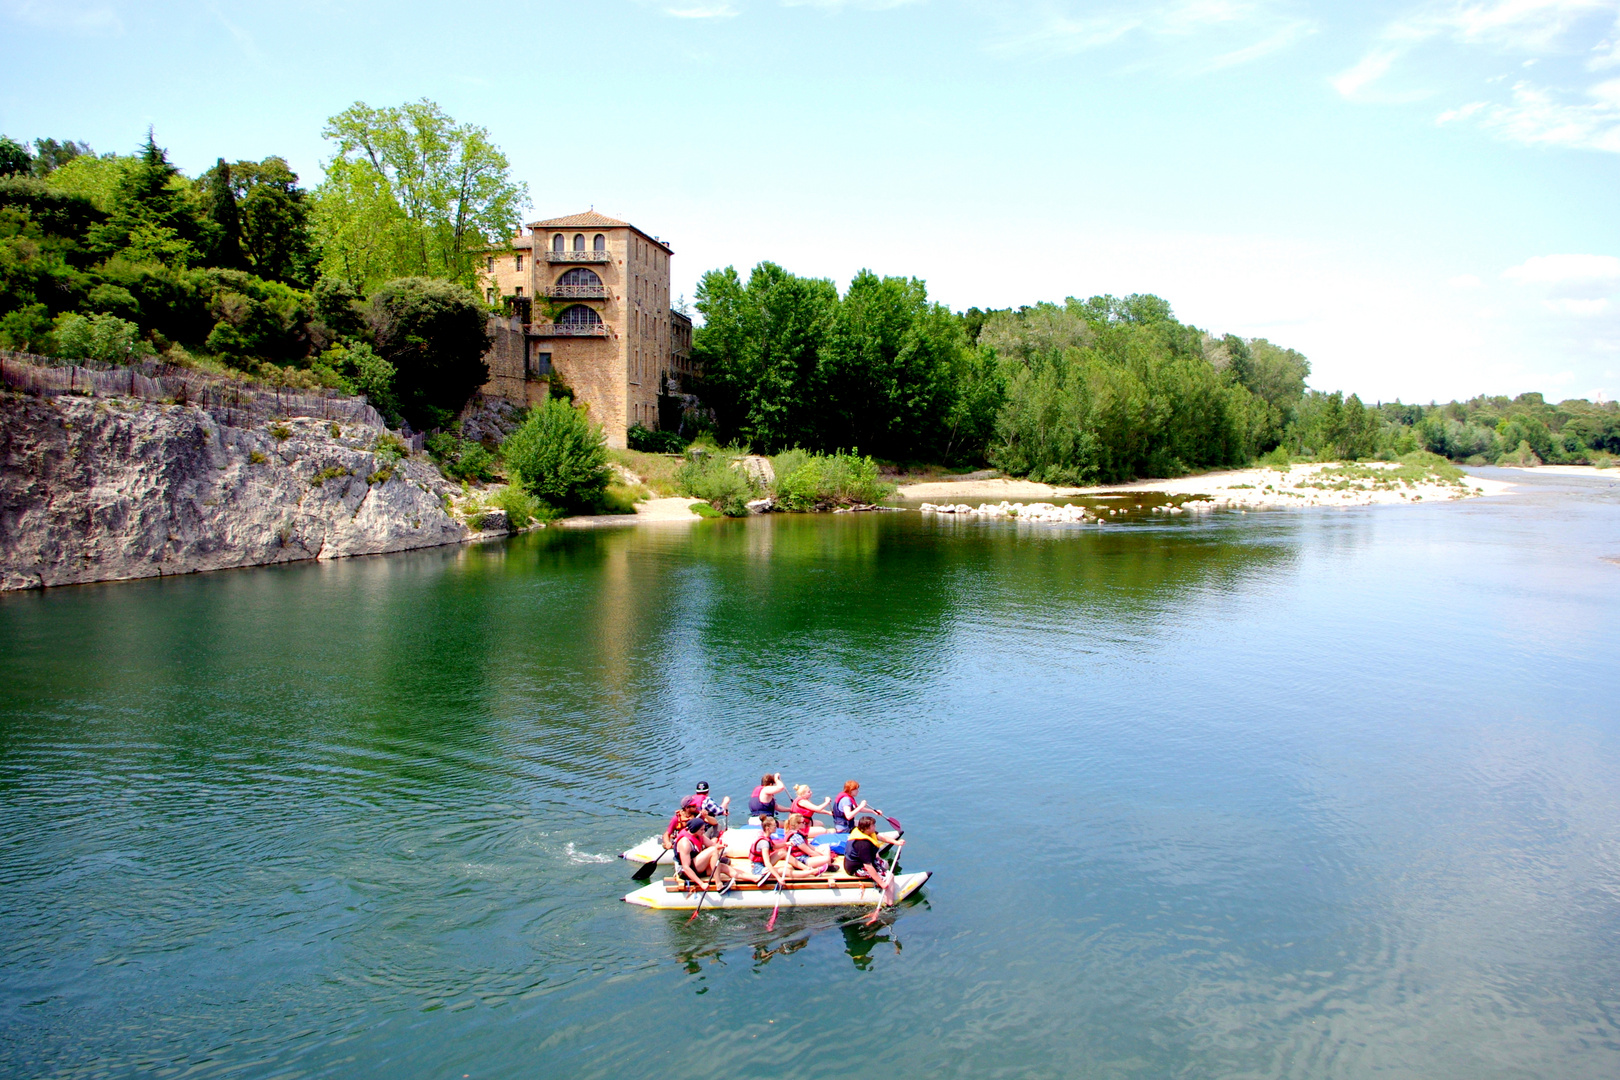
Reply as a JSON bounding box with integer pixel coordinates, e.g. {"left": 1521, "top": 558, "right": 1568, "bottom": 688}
{"left": 540, "top": 283, "right": 610, "bottom": 299}
{"left": 544, "top": 249, "right": 612, "bottom": 264}
{"left": 533, "top": 322, "right": 609, "bottom": 337}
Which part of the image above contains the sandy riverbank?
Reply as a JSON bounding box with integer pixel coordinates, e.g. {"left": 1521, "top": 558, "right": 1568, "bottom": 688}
{"left": 899, "top": 462, "right": 1513, "bottom": 509}
{"left": 555, "top": 496, "right": 706, "bottom": 528}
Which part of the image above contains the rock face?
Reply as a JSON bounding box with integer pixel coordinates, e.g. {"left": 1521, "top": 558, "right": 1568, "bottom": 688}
{"left": 0, "top": 393, "right": 471, "bottom": 591}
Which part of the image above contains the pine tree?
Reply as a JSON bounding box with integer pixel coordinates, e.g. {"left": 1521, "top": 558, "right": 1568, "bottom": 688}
{"left": 203, "top": 158, "right": 245, "bottom": 269}
{"left": 89, "top": 130, "right": 204, "bottom": 265}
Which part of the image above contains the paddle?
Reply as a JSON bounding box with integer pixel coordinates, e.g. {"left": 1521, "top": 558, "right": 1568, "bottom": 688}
{"left": 685, "top": 811, "right": 731, "bottom": 925}
{"left": 765, "top": 873, "right": 785, "bottom": 931}
{"left": 630, "top": 848, "right": 668, "bottom": 882}
{"left": 862, "top": 839, "right": 904, "bottom": 926}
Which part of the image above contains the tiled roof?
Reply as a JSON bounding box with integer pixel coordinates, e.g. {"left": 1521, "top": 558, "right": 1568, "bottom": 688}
{"left": 529, "top": 210, "right": 632, "bottom": 229}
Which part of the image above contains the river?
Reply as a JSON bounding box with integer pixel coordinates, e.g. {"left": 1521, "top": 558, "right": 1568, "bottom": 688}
{"left": 2, "top": 468, "right": 1618, "bottom": 1079}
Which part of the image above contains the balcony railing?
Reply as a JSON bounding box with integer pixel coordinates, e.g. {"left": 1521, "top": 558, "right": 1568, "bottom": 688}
{"left": 544, "top": 249, "right": 612, "bottom": 264}
{"left": 534, "top": 322, "right": 609, "bottom": 337}
{"left": 540, "top": 283, "right": 610, "bottom": 299}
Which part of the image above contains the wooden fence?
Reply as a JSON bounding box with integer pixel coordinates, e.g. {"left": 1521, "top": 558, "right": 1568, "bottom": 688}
{"left": 0, "top": 350, "right": 401, "bottom": 436}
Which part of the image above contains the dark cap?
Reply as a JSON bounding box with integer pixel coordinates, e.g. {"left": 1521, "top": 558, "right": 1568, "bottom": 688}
{"left": 695, "top": 782, "right": 709, "bottom": 793}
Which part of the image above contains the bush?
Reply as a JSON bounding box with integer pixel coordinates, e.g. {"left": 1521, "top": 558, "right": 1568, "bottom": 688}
{"left": 501, "top": 398, "right": 611, "bottom": 510}
{"left": 369, "top": 277, "right": 491, "bottom": 431}
{"left": 675, "top": 451, "right": 759, "bottom": 516}
{"left": 489, "top": 484, "right": 545, "bottom": 527}
{"left": 627, "top": 423, "right": 687, "bottom": 453}
{"left": 772, "top": 450, "right": 893, "bottom": 511}
{"left": 51, "top": 312, "right": 152, "bottom": 363}
{"left": 0, "top": 303, "right": 54, "bottom": 352}
{"left": 425, "top": 431, "right": 495, "bottom": 483}
{"left": 598, "top": 482, "right": 647, "bottom": 514}
{"left": 312, "top": 341, "right": 397, "bottom": 416}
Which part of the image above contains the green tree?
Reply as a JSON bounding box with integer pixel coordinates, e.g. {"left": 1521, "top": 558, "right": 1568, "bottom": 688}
{"left": 29, "top": 139, "right": 91, "bottom": 177}
{"left": 44, "top": 153, "right": 134, "bottom": 212}
{"left": 0, "top": 137, "right": 31, "bottom": 177}
{"left": 368, "top": 277, "right": 491, "bottom": 430}
{"left": 502, "top": 397, "right": 611, "bottom": 509}
{"left": 231, "top": 157, "right": 317, "bottom": 286}
{"left": 693, "top": 262, "right": 839, "bottom": 450}
{"left": 89, "top": 133, "right": 205, "bottom": 266}
{"left": 199, "top": 158, "right": 246, "bottom": 270}
{"left": 315, "top": 100, "right": 528, "bottom": 289}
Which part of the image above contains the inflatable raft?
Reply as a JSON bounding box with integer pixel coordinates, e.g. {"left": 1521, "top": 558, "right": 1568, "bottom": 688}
{"left": 624, "top": 870, "right": 931, "bottom": 910}
{"left": 621, "top": 826, "right": 900, "bottom": 867}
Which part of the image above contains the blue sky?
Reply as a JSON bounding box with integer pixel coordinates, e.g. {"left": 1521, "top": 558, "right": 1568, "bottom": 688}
{"left": 3, "top": 0, "right": 1618, "bottom": 402}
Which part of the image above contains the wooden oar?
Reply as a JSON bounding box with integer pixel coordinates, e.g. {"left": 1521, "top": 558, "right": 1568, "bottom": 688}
{"left": 862, "top": 840, "right": 904, "bottom": 926}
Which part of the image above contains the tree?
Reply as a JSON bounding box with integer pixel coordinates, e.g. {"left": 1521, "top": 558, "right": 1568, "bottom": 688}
{"left": 89, "top": 133, "right": 205, "bottom": 266}
{"left": 693, "top": 262, "right": 838, "bottom": 451}
{"left": 368, "top": 277, "right": 491, "bottom": 430}
{"left": 233, "top": 158, "right": 316, "bottom": 286}
{"left": 502, "top": 398, "right": 611, "bottom": 510}
{"left": 315, "top": 99, "right": 528, "bottom": 289}
{"left": 29, "top": 138, "right": 91, "bottom": 177}
{"left": 199, "top": 159, "right": 246, "bottom": 270}
{"left": 0, "top": 137, "right": 31, "bottom": 177}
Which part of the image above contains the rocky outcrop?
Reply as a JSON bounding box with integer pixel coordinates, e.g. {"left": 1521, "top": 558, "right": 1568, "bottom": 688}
{"left": 0, "top": 392, "right": 473, "bottom": 591}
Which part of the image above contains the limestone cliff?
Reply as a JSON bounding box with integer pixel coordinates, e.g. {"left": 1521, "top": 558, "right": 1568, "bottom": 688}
{"left": 0, "top": 392, "right": 473, "bottom": 591}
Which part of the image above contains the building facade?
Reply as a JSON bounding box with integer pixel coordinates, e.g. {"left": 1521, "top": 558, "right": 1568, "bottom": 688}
{"left": 476, "top": 211, "right": 696, "bottom": 449}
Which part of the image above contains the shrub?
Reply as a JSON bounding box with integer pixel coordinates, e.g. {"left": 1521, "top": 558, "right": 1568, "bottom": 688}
{"left": 425, "top": 431, "right": 495, "bottom": 483}
{"left": 675, "top": 451, "right": 758, "bottom": 516}
{"left": 248, "top": 450, "right": 267, "bottom": 465}
{"left": 369, "top": 277, "right": 491, "bottom": 431}
{"left": 598, "top": 482, "right": 646, "bottom": 515}
{"left": 627, "top": 423, "right": 687, "bottom": 453}
{"left": 371, "top": 431, "right": 408, "bottom": 462}
{"left": 501, "top": 397, "right": 611, "bottom": 510}
{"left": 312, "top": 341, "right": 398, "bottom": 417}
{"left": 489, "top": 484, "right": 545, "bottom": 527}
{"left": 0, "top": 303, "right": 54, "bottom": 353}
{"left": 51, "top": 312, "right": 152, "bottom": 363}
{"left": 310, "top": 465, "right": 350, "bottom": 486}
{"left": 772, "top": 450, "right": 893, "bottom": 511}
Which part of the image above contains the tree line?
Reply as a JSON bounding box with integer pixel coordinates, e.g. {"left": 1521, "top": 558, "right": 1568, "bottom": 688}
{"left": 0, "top": 100, "right": 524, "bottom": 430}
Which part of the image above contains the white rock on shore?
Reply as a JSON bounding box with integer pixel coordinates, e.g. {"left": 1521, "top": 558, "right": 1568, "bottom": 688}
{"left": 1, "top": 393, "right": 471, "bottom": 591}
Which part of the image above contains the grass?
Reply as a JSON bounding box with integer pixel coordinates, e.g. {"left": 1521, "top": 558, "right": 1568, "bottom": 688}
{"left": 609, "top": 448, "right": 684, "bottom": 496}
{"left": 1302, "top": 452, "right": 1467, "bottom": 491}
{"left": 270, "top": 422, "right": 292, "bottom": 441}
{"left": 772, "top": 450, "right": 895, "bottom": 511}
{"left": 310, "top": 465, "right": 351, "bottom": 487}
{"left": 598, "top": 481, "right": 649, "bottom": 515}
{"left": 675, "top": 449, "right": 759, "bottom": 516}
{"left": 248, "top": 450, "right": 267, "bottom": 465}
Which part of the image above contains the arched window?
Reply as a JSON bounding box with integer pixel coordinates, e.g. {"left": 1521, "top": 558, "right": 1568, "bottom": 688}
{"left": 557, "top": 304, "right": 602, "bottom": 327}
{"left": 552, "top": 234, "right": 564, "bottom": 253}
{"left": 573, "top": 233, "right": 585, "bottom": 251}
{"left": 593, "top": 233, "right": 606, "bottom": 252}
{"left": 558, "top": 267, "right": 602, "bottom": 287}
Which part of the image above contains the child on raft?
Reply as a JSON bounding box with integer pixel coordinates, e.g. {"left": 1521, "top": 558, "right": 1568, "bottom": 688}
{"left": 749, "top": 815, "right": 789, "bottom": 888}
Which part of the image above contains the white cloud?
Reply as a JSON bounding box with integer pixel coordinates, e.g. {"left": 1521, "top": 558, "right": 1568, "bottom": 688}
{"left": 1545, "top": 297, "right": 1612, "bottom": 313}
{"left": 1450, "top": 273, "right": 1485, "bottom": 287}
{"left": 1502, "top": 253, "right": 1620, "bottom": 283}
{"left": 1450, "top": 76, "right": 1620, "bottom": 149}
{"left": 991, "top": 0, "right": 1312, "bottom": 69}
{"left": 2, "top": 0, "right": 120, "bottom": 33}
{"left": 1332, "top": 48, "right": 1403, "bottom": 97}
{"left": 1419, "top": 0, "right": 1616, "bottom": 52}
{"left": 666, "top": 3, "right": 740, "bottom": 15}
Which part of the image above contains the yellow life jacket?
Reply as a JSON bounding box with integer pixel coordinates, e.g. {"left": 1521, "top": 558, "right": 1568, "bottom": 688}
{"left": 848, "top": 828, "right": 889, "bottom": 849}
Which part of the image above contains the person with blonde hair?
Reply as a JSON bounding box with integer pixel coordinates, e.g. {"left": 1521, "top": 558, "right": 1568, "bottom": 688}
{"left": 781, "top": 813, "right": 835, "bottom": 877}
{"left": 788, "top": 784, "right": 832, "bottom": 836}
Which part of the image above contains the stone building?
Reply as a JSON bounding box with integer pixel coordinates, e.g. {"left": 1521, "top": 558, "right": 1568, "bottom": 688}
{"left": 476, "top": 211, "right": 697, "bottom": 449}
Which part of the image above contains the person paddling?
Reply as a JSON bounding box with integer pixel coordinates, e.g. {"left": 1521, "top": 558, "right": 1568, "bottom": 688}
{"left": 748, "top": 772, "right": 788, "bottom": 823}
{"left": 684, "top": 782, "right": 730, "bottom": 839}
{"left": 781, "top": 813, "right": 835, "bottom": 877}
{"left": 788, "top": 785, "right": 832, "bottom": 836}
{"left": 749, "top": 815, "right": 789, "bottom": 888}
{"left": 843, "top": 815, "right": 902, "bottom": 906}
{"left": 675, "top": 810, "right": 735, "bottom": 892}
{"left": 830, "top": 780, "right": 874, "bottom": 834}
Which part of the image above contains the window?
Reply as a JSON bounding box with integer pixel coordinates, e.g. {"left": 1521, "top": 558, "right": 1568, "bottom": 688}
{"left": 486, "top": 255, "right": 494, "bottom": 271}
{"left": 513, "top": 286, "right": 523, "bottom": 296}
{"left": 558, "top": 267, "right": 602, "bottom": 288}
{"left": 593, "top": 233, "right": 606, "bottom": 252}
{"left": 515, "top": 254, "right": 523, "bottom": 272}
{"left": 552, "top": 234, "right": 565, "bottom": 253}
{"left": 573, "top": 233, "right": 585, "bottom": 251}
{"left": 485, "top": 287, "right": 494, "bottom": 302}
{"left": 557, "top": 304, "right": 602, "bottom": 327}
{"left": 527, "top": 346, "right": 552, "bottom": 378}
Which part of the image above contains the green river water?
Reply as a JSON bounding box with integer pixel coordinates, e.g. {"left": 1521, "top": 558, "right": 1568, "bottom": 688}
{"left": 2, "top": 468, "right": 1618, "bottom": 1079}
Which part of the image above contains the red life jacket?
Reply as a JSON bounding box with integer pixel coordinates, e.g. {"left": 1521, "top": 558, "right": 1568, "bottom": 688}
{"left": 791, "top": 799, "right": 818, "bottom": 821}
{"left": 750, "top": 834, "right": 773, "bottom": 865}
